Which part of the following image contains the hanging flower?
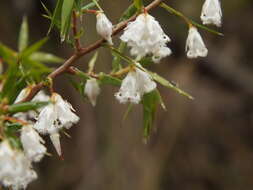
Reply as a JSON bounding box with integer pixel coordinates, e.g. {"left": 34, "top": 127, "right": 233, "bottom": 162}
{"left": 115, "top": 65, "right": 156, "bottom": 104}
{"left": 84, "top": 78, "right": 100, "bottom": 106}
{"left": 21, "top": 125, "right": 47, "bottom": 162}
{"left": 185, "top": 27, "right": 208, "bottom": 58}
{"left": 14, "top": 90, "right": 50, "bottom": 121}
{"left": 120, "top": 13, "right": 171, "bottom": 63}
{"left": 96, "top": 12, "right": 113, "bottom": 45}
{"left": 34, "top": 93, "right": 79, "bottom": 155}
{"left": 201, "top": 0, "right": 222, "bottom": 27}
{"left": 0, "top": 141, "right": 37, "bottom": 190}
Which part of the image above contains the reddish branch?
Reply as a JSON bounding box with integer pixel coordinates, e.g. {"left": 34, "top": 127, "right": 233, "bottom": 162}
{"left": 72, "top": 11, "right": 82, "bottom": 51}
{"left": 22, "top": 0, "right": 162, "bottom": 102}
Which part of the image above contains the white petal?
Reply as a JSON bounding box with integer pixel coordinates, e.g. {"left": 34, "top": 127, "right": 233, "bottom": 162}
{"left": 84, "top": 78, "right": 100, "bottom": 106}
{"left": 120, "top": 13, "right": 171, "bottom": 63}
{"left": 201, "top": 0, "right": 222, "bottom": 27}
{"left": 50, "top": 132, "right": 62, "bottom": 156}
{"left": 34, "top": 103, "right": 57, "bottom": 134}
{"left": 0, "top": 141, "right": 37, "bottom": 190}
{"left": 96, "top": 13, "right": 113, "bottom": 45}
{"left": 53, "top": 93, "right": 80, "bottom": 129}
{"left": 115, "top": 71, "right": 141, "bottom": 104}
{"left": 21, "top": 125, "right": 47, "bottom": 162}
{"left": 14, "top": 87, "right": 31, "bottom": 103}
{"left": 186, "top": 27, "right": 208, "bottom": 58}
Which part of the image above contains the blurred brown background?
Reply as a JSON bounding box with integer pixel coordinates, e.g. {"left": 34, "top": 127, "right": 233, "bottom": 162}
{"left": 1, "top": 0, "right": 253, "bottom": 189}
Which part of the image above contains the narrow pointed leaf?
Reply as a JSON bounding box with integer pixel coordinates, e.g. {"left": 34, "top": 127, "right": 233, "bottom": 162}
{"left": 0, "top": 43, "right": 17, "bottom": 63}
{"left": 20, "top": 38, "right": 48, "bottom": 59}
{"left": 29, "top": 52, "right": 64, "bottom": 63}
{"left": 48, "top": 0, "right": 64, "bottom": 34}
{"left": 61, "top": 0, "right": 75, "bottom": 41}
{"left": 134, "top": 0, "right": 143, "bottom": 10}
{"left": 18, "top": 16, "right": 29, "bottom": 52}
{"left": 88, "top": 52, "right": 98, "bottom": 73}
{"left": 99, "top": 73, "right": 122, "bottom": 86}
{"left": 8, "top": 101, "right": 49, "bottom": 114}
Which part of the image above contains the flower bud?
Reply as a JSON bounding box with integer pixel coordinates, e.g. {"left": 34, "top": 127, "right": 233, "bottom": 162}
{"left": 96, "top": 12, "right": 113, "bottom": 45}
{"left": 84, "top": 78, "right": 100, "bottom": 106}
{"left": 185, "top": 27, "right": 208, "bottom": 58}
{"left": 201, "top": 0, "right": 222, "bottom": 27}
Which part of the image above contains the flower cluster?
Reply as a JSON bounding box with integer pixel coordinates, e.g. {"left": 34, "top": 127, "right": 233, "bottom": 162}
{"left": 0, "top": 91, "right": 79, "bottom": 189}
{"left": 0, "top": 0, "right": 223, "bottom": 189}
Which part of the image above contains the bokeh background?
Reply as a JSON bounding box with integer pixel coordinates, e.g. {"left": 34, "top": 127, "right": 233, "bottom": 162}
{"left": 1, "top": 0, "right": 253, "bottom": 189}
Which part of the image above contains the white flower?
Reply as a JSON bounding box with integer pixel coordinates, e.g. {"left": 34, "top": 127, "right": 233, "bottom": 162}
{"left": 115, "top": 65, "right": 156, "bottom": 104}
{"left": 21, "top": 125, "right": 47, "bottom": 162}
{"left": 14, "top": 90, "right": 50, "bottom": 121}
{"left": 34, "top": 93, "right": 79, "bottom": 155}
{"left": 96, "top": 12, "right": 113, "bottom": 45}
{"left": 14, "top": 87, "right": 32, "bottom": 104}
{"left": 201, "top": 0, "right": 222, "bottom": 27}
{"left": 185, "top": 27, "right": 208, "bottom": 58}
{"left": 120, "top": 13, "right": 171, "bottom": 63}
{"left": 0, "top": 141, "right": 37, "bottom": 190}
{"left": 84, "top": 78, "right": 100, "bottom": 106}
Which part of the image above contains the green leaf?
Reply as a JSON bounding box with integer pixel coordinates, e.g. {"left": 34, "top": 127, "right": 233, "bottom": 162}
{"left": 149, "top": 72, "right": 194, "bottom": 100}
{"left": 134, "top": 0, "right": 143, "bottom": 10}
{"left": 0, "top": 43, "right": 17, "bottom": 64}
{"left": 69, "top": 77, "right": 86, "bottom": 98}
{"left": 88, "top": 52, "right": 98, "bottom": 73}
{"left": 18, "top": 16, "right": 29, "bottom": 52}
{"left": 48, "top": 0, "right": 64, "bottom": 34}
{"left": 122, "top": 103, "right": 134, "bottom": 124}
{"left": 1, "top": 65, "right": 26, "bottom": 103}
{"left": 20, "top": 38, "right": 48, "bottom": 59}
{"left": 61, "top": 0, "right": 75, "bottom": 41}
{"left": 81, "top": 1, "right": 99, "bottom": 11}
{"left": 142, "top": 90, "right": 160, "bottom": 140}
{"left": 5, "top": 123, "right": 23, "bottom": 134}
{"left": 8, "top": 136, "right": 22, "bottom": 149}
{"left": 190, "top": 20, "right": 224, "bottom": 36}
{"left": 91, "top": 0, "right": 102, "bottom": 11}
{"left": 112, "top": 42, "right": 126, "bottom": 72}
{"left": 119, "top": 3, "right": 137, "bottom": 22}
{"left": 160, "top": 3, "right": 223, "bottom": 36}
{"left": 99, "top": 73, "right": 122, "bottom": 86}
{"left": 29, "top": 52, "right": 64, "bottom": 63}
{"left": 8, "top": 101, "right": 49, "bottom": 114}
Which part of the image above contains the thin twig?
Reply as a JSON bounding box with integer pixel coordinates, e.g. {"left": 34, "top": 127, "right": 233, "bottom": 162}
{"left": 72, "top": 11, "right": 82, "bottom": 51}
{"left": 21, "top": 0, "right": 162, "bottom": 102}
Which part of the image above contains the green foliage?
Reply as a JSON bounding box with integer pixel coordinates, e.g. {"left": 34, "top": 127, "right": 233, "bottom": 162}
{"left": 99, "top": 73, "right": 122, "bottom": 86}
{"left": 160, "top": 3, "right": 224, "bottom": 36}
{"left": 18, "top": 16, "right": 29, "bottom": 52}
{"left": 88, "top": 52, "right": 98, "bottom": 73}
{"left": 61, "top": 0, "right": 75, "bottom": 41}
{"left": 0, "top": 18, "right": 63, "bottom": 104}
{"left": 142, "top": 90, "right": 164, "bottom": 140}
{"left": 133, "top": 0, "right": 143, "bottom": 11}
{"left": 7, "top": 101, "right": 49, "bottom": 114}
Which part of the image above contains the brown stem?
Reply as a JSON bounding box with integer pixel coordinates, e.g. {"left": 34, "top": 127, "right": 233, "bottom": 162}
{"left": 72, "top": 11, "right": 82, "bottom": 51}
{"left": 21, "top": 0, "right": 162, "bottom": 102}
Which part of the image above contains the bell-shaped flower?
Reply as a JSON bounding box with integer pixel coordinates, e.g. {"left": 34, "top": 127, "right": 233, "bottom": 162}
{"left": 84, "top": 78, "right": 100, "bottom": 106}
{"left": 115, "top": 66, "right": 156, "bottom": 104}
{"left": 21, "top": 125, "right": 47, "bottom": 162}
{"left": 96, "top": 12, "right": 113, "bottom": 45}
{"left": 34, "top": 93, "right": 79, "bottom": 155}
{"left": 0, "top": 141, "right": 37, "bottom": 190}
{"left": 185, "top": 27, "right": 208, "bottom": 58}
{"left": 201, "top": 0, "right": 222, "bottom": 27}
{"left": 14, "top": 90, "right": 50, "bottom": 121}
{"left": 120, "top": 13, "right": 171, "bottom": 63}
{"left": 14, "top": 87, "right": 32, "bottom": 104}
